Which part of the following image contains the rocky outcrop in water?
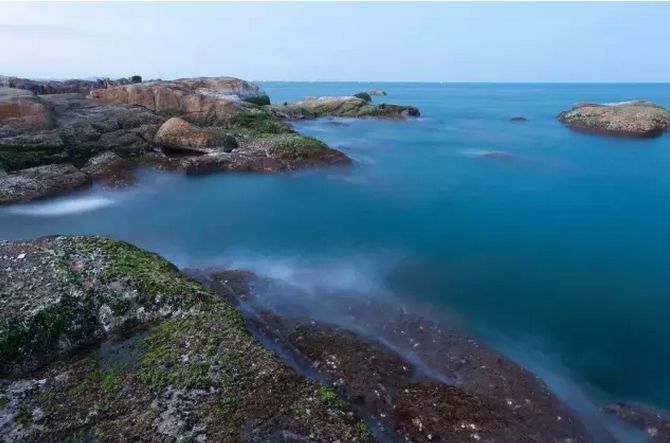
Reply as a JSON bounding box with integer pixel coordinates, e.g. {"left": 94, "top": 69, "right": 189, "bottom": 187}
{"left": 0, "top": 236, "right": 372, "bottom": 442}
{"left": 271, "top": 95, "right": 420, "bottom": 120}
{"left": 193, "top": 269, "right": 594, "bottom": 442}
{"left": 0, "top": 76, "right": 352, "bottom": 204}
{"left": 558, "top": 100, "right": 670, "bottom": 137}
{"left": 603, "top": 403, "right": 670, "bottom": 442}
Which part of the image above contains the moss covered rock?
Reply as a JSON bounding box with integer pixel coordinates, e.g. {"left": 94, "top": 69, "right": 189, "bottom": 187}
{"left": 0, "top": 236, "right": 373, "bottom": 442}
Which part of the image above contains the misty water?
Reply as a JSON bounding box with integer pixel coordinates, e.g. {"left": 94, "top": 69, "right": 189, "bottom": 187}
{"left": 2, "top": 83, "right": 670, "bottom": 430}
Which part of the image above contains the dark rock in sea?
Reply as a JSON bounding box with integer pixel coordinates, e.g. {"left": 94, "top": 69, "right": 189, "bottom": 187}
{"left": 198, "top": 270, "right": 594, "bottom": 442}
{"left": 558, "top": 100, "right": 670, "bottom": 137}
{"left": 353, "top": 92, "right": 372, "bottom": 103}
{"left": 510, "top": 116, "right": 528, "bottom": 122}
{"left": 0, "top": 76, "right": 353, "bottom": 204}
{"left": 603, "top": 403, "right": 670, "bottom": 442}
{"left": 0, "top": 236, "right": 372, "bottom": 442}
{"left": 479, "top": 150, "right": 515, "bottom": 160}
{"left": 271, "top": 96, "right": 420, "bottom": 120}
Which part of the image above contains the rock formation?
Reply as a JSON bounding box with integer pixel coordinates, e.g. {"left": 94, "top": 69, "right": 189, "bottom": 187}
{"left": 194, "top": 269, "right": 594, "bottom": 443}
{"left": 271, "top": 95, "right": 420, "bottom": 120}
{"left": 558, "top": 100, "right": 670, "bottom": 137}
{"left": 0, "top": 236, "right": 371, "bottom": 441}
{"left": 0, "top": 76, "right": 356, "bottom": 204}
{"left": 0, "top": 75, "right": 142, "bottom": 96}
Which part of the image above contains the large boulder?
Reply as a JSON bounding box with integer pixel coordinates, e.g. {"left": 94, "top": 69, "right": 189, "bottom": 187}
{"left": 271, "top": 95, "right": 420, "bottom": 120}
{"left": 0, "top": 163, "right": 90, "bottom": 203}
{"left": 0, "top": 236, "right": 371, "bottom": 442}
{"left": 0, "top": 88, "right": 53, "bottom": 131}
{"left": 154, "top": 117, "right": 238, "bottom": 154}
{"left": 89, "top": 77, "right": 271, "bottom": 124}
{"left": 558, "top": 100, "right": 670, "bottom": 137}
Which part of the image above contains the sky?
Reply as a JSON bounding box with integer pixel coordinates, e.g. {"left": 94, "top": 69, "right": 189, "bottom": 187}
{"left": 1, "top": 2, "right": 669, "bottom": 82}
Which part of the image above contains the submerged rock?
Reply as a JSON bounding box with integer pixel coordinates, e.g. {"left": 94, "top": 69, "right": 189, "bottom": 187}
{"left": 603, "top": 403, "right": 670, "bottom": 442}
{"left": 271, "top": 95, "right": 420, "bottom": 120}
{"left": 510, "top": 116, "right": 528, "bottom": 122}
{"left": 0, "top": 236, "right": 372, "bottom": 442}
{"left": 558, "top": 100, "right": 670, "bottom": 137}
{"left": 198, "top": 270, "right": 594, "bottom": 442}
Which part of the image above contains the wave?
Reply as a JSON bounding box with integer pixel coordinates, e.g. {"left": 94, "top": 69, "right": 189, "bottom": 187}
{"left": 5, "top": 196, "right": 117, "bottom": 216}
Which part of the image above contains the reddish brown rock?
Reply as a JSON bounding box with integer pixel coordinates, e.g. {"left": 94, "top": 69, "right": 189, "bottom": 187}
{"left": 0, "top": 88, "right": 53, "bottom": 131}
{"left": 89, "top": 77, "right": 270, "bottom": 124}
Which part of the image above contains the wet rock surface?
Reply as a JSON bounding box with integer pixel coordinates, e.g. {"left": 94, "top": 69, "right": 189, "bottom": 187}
{"left": 0, "top": 76, "right": 358, "bottom": 204}
{"left": 603, "top": 403, "right": 670, "bottom": 442}
{"left": 558, "top": 100, "right": 670, "bottom": 137}
{"left": 0, "top": 163, "right": 91, "bottom": 203}
{"left": 0, "top": 236, "right": 372, "bottom": 442}
{"left": 271, "top": 95, "right": 420, "bottom": 120}
{"left": 197, "top": 269, "right": 594, "bottom": 442}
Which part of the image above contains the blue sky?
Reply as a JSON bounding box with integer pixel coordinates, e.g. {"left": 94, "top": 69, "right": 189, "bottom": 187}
{"left": 1, "top": 2, "right": 669, "bottom": 82}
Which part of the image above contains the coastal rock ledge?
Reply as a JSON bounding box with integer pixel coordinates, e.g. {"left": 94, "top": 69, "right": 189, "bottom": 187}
{"left": 0, "top": 236, "right": 371, "bottom": 442}
{"left": 0, "top": 75, "right": 363, "bottom": 204}
{"left": 558, "top": 100, "right": 670, "bottom": 137}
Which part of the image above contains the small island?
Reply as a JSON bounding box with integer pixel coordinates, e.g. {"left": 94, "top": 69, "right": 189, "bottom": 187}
{"left": 558, "top": 100, "right": 670, "bottom": 137}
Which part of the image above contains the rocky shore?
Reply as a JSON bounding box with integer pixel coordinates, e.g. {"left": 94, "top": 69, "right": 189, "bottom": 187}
{"left": 558, "top": 100, "right": 670, "bottom": 137}
{"left": 1, "top": 75, "right": 422, "bottom": 205}
{"left": 2, "top": 236, "right": 669, "bottom": 442}
{"left": 0, "top": 236, "right": 372, "bottom": 442}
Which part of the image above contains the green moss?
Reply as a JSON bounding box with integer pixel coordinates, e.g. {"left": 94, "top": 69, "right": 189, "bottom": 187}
{"left": 65, "top": 237, "right": 213, "bottom": 311}
{"left": 232, "top": 109, "right": 290, "bottom": 134}
{"left": 52, "top": 259, "right": 79, "bottom": 284}
{"left": 318, "top": 386, "right": 348, "bottom": 411}
{"left": 14, "top": 408, "right": 31, "bottom": 426}
{"left": 58, "top": 430, "right": 90, "bottom": 443}
{"left": 99, "top": 367, "right": 120, "bottom": 393}
{"left": 0, "top": 292, "right": 97, "bottom": 375}
{"left": 102, "top": 292, "right": 130, "bottom": 316}
{"left": 0, "top": 396, "right": 6, "bottom": 409}
{"left": 356, "top": 420, "right": 372, "bottom": 439}
{"left": 0, "top": 192, "right": 13, "bottom": 204}
{"left": 242, "top": 95, "right": 271, "bottom": 106}
{"left": 271, "top": 135, "right": 330, "bottom": 161}
{"left": 0, "top": 148, "right": 69, "bottom": 171}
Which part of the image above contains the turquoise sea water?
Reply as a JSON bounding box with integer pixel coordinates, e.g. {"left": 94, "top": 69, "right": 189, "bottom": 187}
{"left": 2, "top": 83, "right": 670, "bottom": 419}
